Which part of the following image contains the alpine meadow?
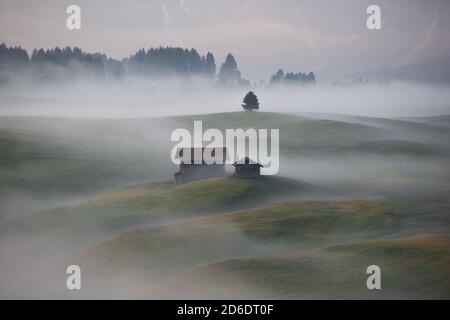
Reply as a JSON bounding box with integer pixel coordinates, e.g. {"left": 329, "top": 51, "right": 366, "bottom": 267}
{"left": 1, "top": 0, "right": 450, "bottom": 300}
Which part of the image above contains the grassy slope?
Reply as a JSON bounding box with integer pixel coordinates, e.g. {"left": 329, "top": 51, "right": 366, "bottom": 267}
{"left": 164, "top": 234, "right": 450, "bottom": 299}
{"left": 296, "top": 112, "right": 450, "bottom": 152}
{"left": 0, "top": 176, "right": 318, "bottom": 247}
{"left": 1, "top": 112, "right": 450, "bottom": 298}
{"left": 80, "top": 194, "right": 449, "bottom": 271}
{"left": 172, "top": 112, "right": 406, "bottom": 156}
{"left": 401, "top": 115, "right": 450, "bottom": 128}
{"left": 80, "top": 191, "right": 450, "bottom": 256}
{"left": 2, "top": 111, "right": 449, "bottom": 195}
{"left": 73, "top": 193, "right": 450, "bottom": 299}
{"left": 0, "top": 117, "right": 172, "bottom": 195}
{"left": 81, "top": 199, "right": 400, "bottom": 271}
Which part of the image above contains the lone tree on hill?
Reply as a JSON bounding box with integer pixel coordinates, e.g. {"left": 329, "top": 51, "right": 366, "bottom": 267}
{"left": 242, "top": 91, "right": 259, "bottom": 111}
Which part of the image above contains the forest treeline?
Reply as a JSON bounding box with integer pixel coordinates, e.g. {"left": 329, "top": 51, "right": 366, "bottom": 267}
{"left": 0, "top": 43, "right": 315, "bottom": 87}
{"left": 269, "top": 69, "right": 316, "bottom": 86}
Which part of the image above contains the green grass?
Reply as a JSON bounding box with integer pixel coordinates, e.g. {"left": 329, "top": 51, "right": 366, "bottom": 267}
{"left": 2, "top": 112, "right": 450, "bottom": 298}
{"left": 227, "top": 199, "right": 399, "bottom": 242}
{"left": 166, "top": 234, "right": 450, "bottom": 299}
{"left": 2, "top": 111, "right": 449, "bottom": 195}
{"left": 1, "top": 176, "right": 315, "bottom": 245}
{"left": 79, "top": 199, "right": 400, "bottom": 276}
{"left": 172, "top": 112, "right": 394, "bottom": 156}
{"left": 402, "top": 115, "right": 450, "bottom": 128}
{"left": 350, "top": 140, "right": 446, "bottom": 157}
{"left": 0, "top": 117, "right": 172, "bottom": 195}
{"left": 73, "top": 194, "right": 450, "bottom": 299}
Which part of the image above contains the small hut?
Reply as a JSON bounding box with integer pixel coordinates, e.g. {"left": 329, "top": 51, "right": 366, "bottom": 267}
{"left": 174, "top": 147, "right": 228, "bottom": 184}
{"left": 233, "top": 157, "right": 263, "bottom": 177}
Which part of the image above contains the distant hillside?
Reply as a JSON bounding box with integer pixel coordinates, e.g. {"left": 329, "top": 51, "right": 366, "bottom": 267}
{"left": 401, "top": 115, "right": 450, "bottom": 128}
{"left": 161, "top": 234, "right": 450, "bottom": 299}
{"left": 294, "top": 112, "right": 450, "bottom": 148}
{"left": 171, "top": 112, "right": 450, "bottom": 157}
{"left": 1, "top": 114, "right": 449, "bottom": 298}
{"left": 0, "top": 176, "right": 319, "bottom": 247}
{"left": 80, "top": 199, "right": 401, "bottom": 273}
{"left": 2, "top": 111, "right": 450, "bottom": 197}
{"left": 70, "top": 193, "right": 450, "bottom": 299}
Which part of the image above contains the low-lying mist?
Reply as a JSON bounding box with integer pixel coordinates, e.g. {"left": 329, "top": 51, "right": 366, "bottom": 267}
{"left": 1, "top": 78, "right": 450, "bottom": 118}
{"left": 1, "top": 77, "right": 450, "bottom": 299}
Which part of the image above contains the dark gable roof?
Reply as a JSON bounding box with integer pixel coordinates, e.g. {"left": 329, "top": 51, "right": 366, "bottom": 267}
{"left": 177, "top": 147, "right": 228, "bottom": 164}
{"left": 233, "top": 156, "right": 263, "bottom": 167}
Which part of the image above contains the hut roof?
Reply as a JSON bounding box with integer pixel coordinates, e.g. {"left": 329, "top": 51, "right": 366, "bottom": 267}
{"left": 233, "top": 156, "right": 263, "bottom": 167}
{"left": 177, "top": 147, "right": 228, "bottom": 164}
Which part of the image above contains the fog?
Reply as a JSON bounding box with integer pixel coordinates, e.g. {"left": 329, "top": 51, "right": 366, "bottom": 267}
{"left": 0, "top": 214, "right": 302, "bottom": 299}
{"left": 1, "top": 78, "right": 450, "bottom": 118}
{"left": 1, "top": 77, "right": 450, "bottom": 299}
{"left": 280, "top": 155, "right": 450, "bottom": 198}
{"left": 2, "top": 0, "right": 450, "bottom": 298}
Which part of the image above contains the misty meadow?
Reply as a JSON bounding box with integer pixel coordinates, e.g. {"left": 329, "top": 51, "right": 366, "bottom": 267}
{"left": 1, "top": 0, "right": 450, "bottom": 300}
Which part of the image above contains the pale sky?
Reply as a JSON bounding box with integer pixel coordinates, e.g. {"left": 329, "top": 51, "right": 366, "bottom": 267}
{"left": 1, "top": 0, "right": 449, "bottom": 81}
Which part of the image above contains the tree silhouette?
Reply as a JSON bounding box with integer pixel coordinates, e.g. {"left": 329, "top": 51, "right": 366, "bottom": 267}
{"left": 218, "top": 53, "right": 242, "bottom": 86}
{"left": 204, "top": 52, "right": 216, "bottom": 78}
{"left": 124, "top": 46, "right": 217, "bottom": 78}
{"left": 242, "top": 91, "right": 259, "bottom": 111}
{"left": 0, "top": 44, "right": 252, "bottom": 84}
{"left": 0, "top": 43, "right": 29, "bottom": 67}
{"left": 269, "top": 69, "right": 284, "bottom": 85}
{"left": 268, "top": 68, "right": 316, "bottom": 86}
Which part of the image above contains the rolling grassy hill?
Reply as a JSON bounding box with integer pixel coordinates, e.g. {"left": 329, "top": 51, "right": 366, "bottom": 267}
{"left": 2, "top": 111, "right": 449, "bottom": 196}
{"left": 71, "top": 194, "right": 450, "bottom": 298}
{"left": 1, "top": 111, "right": 450, "bottom": 299}
{"left": 296, "top": 112, "right": 450, "bottom": 147}
{"left": 0, "top": 117, "right": 173, "bottom": 195}
{"left": 160, "top": 234, "right": 450, "bottom": 299}
{"left": 402, "top": 115, "right": 450, "bottom": 128}
{"left": 0, "top": 176, "right": 322, "bottom": 249}
{"left": 79, "top": 199, "right": 401, "bottom": 273}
